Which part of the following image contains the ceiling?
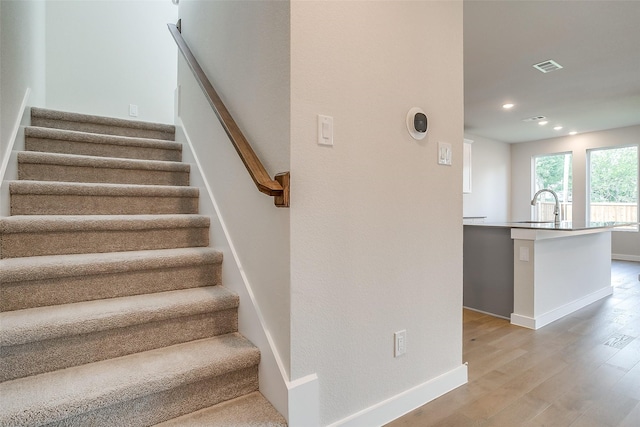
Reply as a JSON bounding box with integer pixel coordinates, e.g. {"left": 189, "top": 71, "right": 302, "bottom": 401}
{"left": 464, "top": 0, "right": 640, "bottom": 143}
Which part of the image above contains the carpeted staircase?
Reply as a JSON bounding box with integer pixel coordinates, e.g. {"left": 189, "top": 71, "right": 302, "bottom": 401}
{"left": 0, "top": 107, "right": 287, "bottom": 426}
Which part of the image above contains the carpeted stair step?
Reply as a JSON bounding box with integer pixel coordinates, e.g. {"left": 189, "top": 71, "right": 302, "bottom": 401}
{"left": 10, "top": 181, "right": 199, "bottom": 215}
{"left": 0, "top": 248, "right": 222, "bottom": 311}
{"left": 0, "top": 333, "right": 260, "bottom": 426}
{"left": 25, "top": 126, "right": 182, "bottom": 161}
{"left": 31, "top": 107, "right": 176, "bottom": 141}
{"left": 157, "top": 391, "right": 287, "bottom": 426}
{"left": 0, "top": 214, "right": 210, "bottom": 259}
{"left": 0, "top": 286, "right": 239, "bottom": 381}
{"left": 18, "top": 151, "right": 190, "bottom": 186}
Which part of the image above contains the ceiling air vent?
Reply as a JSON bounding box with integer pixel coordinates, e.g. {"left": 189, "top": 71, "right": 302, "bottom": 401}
{"left": 533, "top": 60, "right": 563, "bottom": 73}
{"left": 522, "top": 116, "right": 547, "bottom": 122}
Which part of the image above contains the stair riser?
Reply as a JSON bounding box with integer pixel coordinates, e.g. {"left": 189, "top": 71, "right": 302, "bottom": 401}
{"left": 42, "top": 367, "right": 258, "bottom": 427}
{"left": 31, "top": 117, "right": 175, "bottom": 141}
{"left": 11, "top": 194, "right": 199, "bottom": 215}
{"left": 1, "top": 262, "right": 221, "bottom": 311}
{"left": 0, "top": 228, "right": 209, "bottom": 259}
{"left": 18, "top": 163, "right": 190, "bottom": 186}
{"left": 1, "top": 309, "right": 238, "bottom": 382}
{"left": 26, "top": 138, "right": 182, "bottom": 162}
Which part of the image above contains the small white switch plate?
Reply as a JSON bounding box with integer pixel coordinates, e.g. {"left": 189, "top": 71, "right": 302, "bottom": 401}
{"left": 519, "top": 247, "right": 530, "bottom": 262}
{"left": 394, "top": 330, "right": 406, "bottom": 357}
{"left": 129, "top": 104, "right": 139, "bottom": 117}
{"left": 317, "top": 115, "right": 334, "bottom": 146}
{"left": 438, "top": 141, "right": 452, "bottom": 165}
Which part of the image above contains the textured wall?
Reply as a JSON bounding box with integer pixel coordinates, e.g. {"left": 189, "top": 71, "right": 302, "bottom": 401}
{"left": 177, "top": 0, "right": 291, "bottom": 377}
{"left": 290, "top": 1, "right": 465, "bottom": 424}
{"left": 45, "top": 1, "right": 177, "bottom": 124}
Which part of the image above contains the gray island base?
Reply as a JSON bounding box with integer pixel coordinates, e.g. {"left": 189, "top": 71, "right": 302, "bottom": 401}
{"left": 464, "top": 221, "right": 628, "bottom": 329}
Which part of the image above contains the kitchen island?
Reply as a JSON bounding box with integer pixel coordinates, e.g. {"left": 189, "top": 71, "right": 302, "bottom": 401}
{"left": 464, "top": 221, "right": 630, "bottom": 329}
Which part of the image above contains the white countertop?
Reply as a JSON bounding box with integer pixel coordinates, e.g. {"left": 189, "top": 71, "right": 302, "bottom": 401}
{"left": 465, "top": 220, "right": 635, "bottom": 232}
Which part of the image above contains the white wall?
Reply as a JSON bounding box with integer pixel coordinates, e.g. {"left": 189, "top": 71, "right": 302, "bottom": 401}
{"left": 177, "top": 0, "right": 291, "bottom": 383}
{"left": 463, "top": 133, "right": 511, "bottom": 222}
{"left": 0, "top": 0, "right": 46, "bottom": 162}
{"left": 291, "top": 2, "right": 465, "bottom": 425}
{"left": 45, "top": 0, "right": 177, "bottom": 124}
{"left": 511, "top": 125, "right": 640, "bottom": 260}
{"left": 0, "top": 0, "right": 47, "bottom": 215}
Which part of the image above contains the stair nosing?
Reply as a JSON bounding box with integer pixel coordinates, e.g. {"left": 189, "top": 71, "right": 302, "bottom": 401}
{"left": 0, "top": 214, "right": 210, "bottom": 234}
{"left": 9, "top": 180, "right": 199, "bottom": 197}
{"left": 18, "top": 151, "right": 190, "bottom": 172}
{"left": 0, "top": 334, "right": 259, "bottom": 426}
{"left": 0, "top": 247, "right": 222, "bottom": 284}
{"left": 0, "top": 286, "right": 239, "bottom": 346}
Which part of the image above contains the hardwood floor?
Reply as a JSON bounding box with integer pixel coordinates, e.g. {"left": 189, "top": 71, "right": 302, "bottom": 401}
{"left": 387, "top": 260, "right": 640, "bottom": 427}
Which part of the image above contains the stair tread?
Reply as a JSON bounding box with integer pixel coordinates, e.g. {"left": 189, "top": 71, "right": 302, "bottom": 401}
{"left": 26, "top": 126, "right": 182, "bottom": 151}
{"left": 9, "top": 180, "right": 199, "bottom": 197}
{"left": 18, "top": 151, "right": 189, "bottom": 172}
{"left": 0, "top": 214, "right": 209, "bottom": 233}
{"left": 0, "top": 334, "right": 259, "bottom": 426}
{"left": 0, "top": 286, "right": 238, "bottom": 346}
{"left": 156, "top": 391, "right": 287, "bottom": 427}
{"left": 31, "top": 107, "right": 175, "bottom": 134}
{"left": 0, "top": 247, "right": 221, "bottom": 283}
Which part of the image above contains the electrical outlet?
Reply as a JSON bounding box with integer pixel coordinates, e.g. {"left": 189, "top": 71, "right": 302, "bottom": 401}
{"left": 129, "top": 104, "right": 139, "bottom": 117}
{"left": 394, "top": 330, "right": 407, "bottom": 357}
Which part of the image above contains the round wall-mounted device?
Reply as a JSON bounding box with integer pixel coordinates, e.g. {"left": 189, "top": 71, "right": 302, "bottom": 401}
{"left": 406, "top": 107, "right": 428, "bottom": 140}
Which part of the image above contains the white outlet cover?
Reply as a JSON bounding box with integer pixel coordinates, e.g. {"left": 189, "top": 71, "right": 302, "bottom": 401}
{"left": 394, "top": 330, "right": 407, "bottom": 357}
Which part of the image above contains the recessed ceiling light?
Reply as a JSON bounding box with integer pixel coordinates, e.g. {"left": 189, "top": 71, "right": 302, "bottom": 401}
{"left": 554, "top": 126, "right": 563, "bottom": 131}
{"left": 538, "top": 121, "right": 548, "bottom": 126}
{"left": 569, "top": 131, "right": 577, "bottom": 136}
{"left": 502, "top": 103, "right": 515, "bottom": 109}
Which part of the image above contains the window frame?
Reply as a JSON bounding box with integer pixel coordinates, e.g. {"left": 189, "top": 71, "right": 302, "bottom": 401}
{"left": 586, "top": 144, "right": 639, "bottom": 232}
{"left": 532, "top": 151, "right": 573, "bottom": 222}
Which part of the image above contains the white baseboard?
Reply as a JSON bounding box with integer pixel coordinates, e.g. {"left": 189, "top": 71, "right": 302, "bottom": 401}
{"left": 612, "top": 254, "right": 640, "bottom": 262}
{"left": 288, "top": 374, "right": 320, "bottom": 427}
{"left": 1, "top": 88, "right": 32, "bottom": 216}
{"left": 462, "top": 306, "right": 510, "bottom": 320}
{"left": 327, "top": 364, "right": 468, "bottom": 427}
{"left": 176, "top": 119, "right": 293, "bottom": 420}
{"left": 511, "top": 286, "right": 613, "bottom": 330}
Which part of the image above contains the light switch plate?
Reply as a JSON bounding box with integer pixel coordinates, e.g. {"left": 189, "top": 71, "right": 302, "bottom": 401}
{"left": 438, "top": 141, "right": 452, "bottom": 165}
{"left": 317, "top": 115, "right": 334, "bottom": 146}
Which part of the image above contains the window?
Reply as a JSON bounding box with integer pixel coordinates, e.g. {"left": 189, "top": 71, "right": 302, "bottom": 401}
{"left": 588, "top": 145, "right": 638, "bottom": 231}
{"left": 533, "top": 153, "right": 573, "bottom": 222}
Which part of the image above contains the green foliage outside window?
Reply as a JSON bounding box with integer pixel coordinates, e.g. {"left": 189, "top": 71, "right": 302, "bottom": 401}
{"left": 589, "top": 146, "right": 638, "bottom": 204}
{"left": 534, "top": 153, "right": 572, "bottom": 202}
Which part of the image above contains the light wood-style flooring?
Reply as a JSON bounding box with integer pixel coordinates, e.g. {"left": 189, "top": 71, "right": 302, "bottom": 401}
{"left": 387, "top": 260, "right": 640, "bottom": 427}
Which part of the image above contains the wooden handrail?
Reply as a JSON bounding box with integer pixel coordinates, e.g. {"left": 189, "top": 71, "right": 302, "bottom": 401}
{"left": 168, "top": 22, "right": 289, "bottom": 207}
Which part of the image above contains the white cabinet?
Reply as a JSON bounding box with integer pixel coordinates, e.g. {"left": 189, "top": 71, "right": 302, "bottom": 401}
{"left": 463, "top": 139, "right": 473, "bottom": 193}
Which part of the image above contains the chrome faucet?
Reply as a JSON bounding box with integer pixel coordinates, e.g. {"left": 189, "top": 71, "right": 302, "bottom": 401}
{"left": 531, "top": 189, "right": 561, "bottom": 226}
